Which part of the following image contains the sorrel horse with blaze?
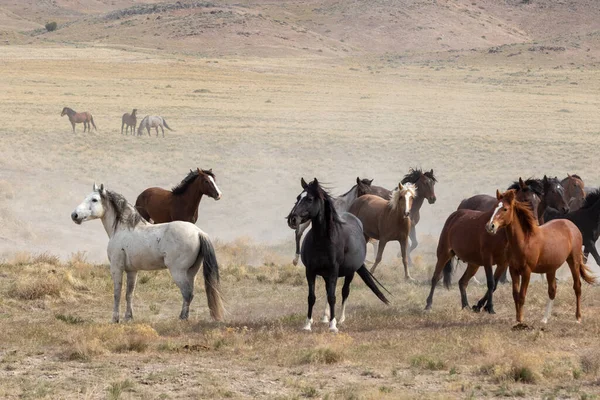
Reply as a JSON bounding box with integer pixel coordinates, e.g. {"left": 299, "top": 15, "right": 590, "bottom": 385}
{"left": 61, "top": 107, "right": 97, "bottom": 133}
{"left": 135, "top": 168, "right": 221, "bottom": 224}
{"left": 486, "top": 189, "right": 595, "bottom": 326}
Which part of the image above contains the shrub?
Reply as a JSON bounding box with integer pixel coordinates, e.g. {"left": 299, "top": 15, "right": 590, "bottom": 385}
{"left": 45, "top": 22, "right": 58, "bottom": 32}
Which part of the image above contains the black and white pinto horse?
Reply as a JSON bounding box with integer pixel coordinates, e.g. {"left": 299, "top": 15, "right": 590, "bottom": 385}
{"left": 287, "top": 178, "right": 389, "bottom": 333}
{"left": 291, "top": 177, "right": 373, "bottom": 266}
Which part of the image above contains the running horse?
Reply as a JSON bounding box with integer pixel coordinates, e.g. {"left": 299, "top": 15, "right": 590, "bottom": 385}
{"left": 291, "top": 177, "right": 374, "bottom": 266}
{"left": 287, "top": 178, "right": 389, "bottom": 333}
{"left": 135, "top": 168, "right": 221, "bottom": 224}
{"left": 486, "top": 189, "right": 595, "bottom": 326}
{"left": 71, "top": 184, "right": 224, "bottom": 322}
{"left": 349, "top": 183, "right": 417, "bottom": 280}
{"left": 61, "top": 107, "right": 97, "bottom": 133}
{"left": 121, "top": 109, "right": 137, "bottom": 135}
{"left": 561, "top": 174, "right": 586, "bottom": 211}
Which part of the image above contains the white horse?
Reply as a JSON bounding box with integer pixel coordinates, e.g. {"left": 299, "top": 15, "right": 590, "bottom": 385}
{"left": 137, "top": 115, "right": 174, "bottom": 137}
{"left": 71, "top": 183, "right": 224, "bottom": 323}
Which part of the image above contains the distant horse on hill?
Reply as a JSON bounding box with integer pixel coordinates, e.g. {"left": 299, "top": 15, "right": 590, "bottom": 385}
{"left": 138, "top": 115, "right": 174, "bottom": 137}
{"left": 61, "top": 107, "right": 97, "bottom": 133}
{"left": 121, "top": 109, "right": 137, "bottom": 135}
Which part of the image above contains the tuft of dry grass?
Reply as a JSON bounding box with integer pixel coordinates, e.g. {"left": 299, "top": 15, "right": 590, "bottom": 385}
{"left": 7, "top": 274, "right": 63, "bottom": 300}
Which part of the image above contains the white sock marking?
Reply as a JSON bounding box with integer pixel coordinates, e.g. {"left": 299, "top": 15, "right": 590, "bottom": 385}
{"left": 541, "top": 299, "right": 554, "bottom": 324}
{"left": 329, "top": 318, "right": 338, "bottom": 333}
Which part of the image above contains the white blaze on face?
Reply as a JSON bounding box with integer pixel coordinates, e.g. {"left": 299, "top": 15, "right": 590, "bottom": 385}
{"left": 300, "top": 191, "right": 307, "bottom": 200}
{"left": 489, "top": 202, "right": 504, "bottom": 226}
{"left": 404, "top": 191, "right": 411, "bottom": 214}
{"left": 208, "top": 175, "right": 222, "bottom": 198}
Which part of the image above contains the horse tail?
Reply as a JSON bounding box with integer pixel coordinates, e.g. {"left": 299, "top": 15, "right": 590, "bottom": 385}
{"left": 443, "top": 257, "right": 454, "bottom": 290}
{"left": 579, "top": 260, "right": 596, "bottom": 285}
{"left": 196, "top": 233, "right": 225, "bottom": 321}
{"left": 162, "top": 118, "right": 174, "bottom": 131}
{"left": 90, "top": 115, "right": 97, "bottom": 130}
{"left": 357, "top": 265, "right": 390, "bottom": 305}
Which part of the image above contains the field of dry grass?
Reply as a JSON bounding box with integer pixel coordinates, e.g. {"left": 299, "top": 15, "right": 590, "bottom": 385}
{"left": 1, "top": 38, "right": 600, "bottom": 398}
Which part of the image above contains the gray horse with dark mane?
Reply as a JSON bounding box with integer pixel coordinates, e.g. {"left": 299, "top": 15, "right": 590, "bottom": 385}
{"left": 138, "top": 115, "right": 174, "bottom": 137}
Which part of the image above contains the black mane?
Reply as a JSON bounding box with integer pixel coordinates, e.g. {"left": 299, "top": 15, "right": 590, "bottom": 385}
{"left": 507, "top": 178, "right": 543, "bottom": 196}
{"left": 103, "top": 190, "right": 144, "bottom": 230}
{"left": 171, "top": 169, "right": 215, "bottom": 195}
{"left": 306, "top": 180, "right": 343, "bottom": 231}
{"left": 401, "top": 167, "right": 437, "bottom": 185}
{"left": 582, "top": 189, "right": 600, "bottom": 209}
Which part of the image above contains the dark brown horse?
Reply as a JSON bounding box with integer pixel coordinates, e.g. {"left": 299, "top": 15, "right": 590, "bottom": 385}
{"left": 121, "top": 109, "right": 137, "bottom": 135}
{"left": 561, "top": 174, "right": 586, "bottom": 211}
{"left": 61, "top": 107, "right": 97, "bottom": 133}
{"left": 486, "top": 189, "right": 595, "bottom": 326}
{"left": 135, "top": 169, "right": 221, "bottom": 224}
{"left": 427, "top": 178, "right": 542, "bottom": 313}
{"left": 349, "top": 183, "right": 417, "bottom": 279}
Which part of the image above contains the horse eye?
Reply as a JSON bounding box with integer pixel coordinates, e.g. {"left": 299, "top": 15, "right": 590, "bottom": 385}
{"left": 92, "top": 198, "right": 98, "bottom": 203}
{"left": 503, "top": 208, "right": 507, "bottom": 211}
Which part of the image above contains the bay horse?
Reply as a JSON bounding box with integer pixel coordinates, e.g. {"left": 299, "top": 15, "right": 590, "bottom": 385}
{"left": 561, "top": 174, "right": 586, "bottom": 211}
{"left": 427, "top": 178, "right": 541, "bottom": 313}
{"left": 135, "top": 168, "right": 221, "bottom": 224}
{"left": 121, "top": 109, "right": 137, "bottom": 135}
{"left": 544, "top": 189, "right": 600, "bottom": 266}
{"left": 291, "top": 177, "right": 374, "bottom": 266}
{"left": 486, "top": 189, "right": 595, "bottom": 325}
{"left": 61, "top": 107, "right": 97, "bottom": 133}
{"left": 138, "top": 115, "right": 174, "bottom": 137}
{"left": 71, "top": 184, "right": 224, "bottom": 322}
{"left": 349, "top": 183, "right": 417, "bottom": 279}
{"left": 400, "top": 168, "right": 437, "bottom": 264}
{"left": 287, "top": 178, "right": 389, "bottom": 333}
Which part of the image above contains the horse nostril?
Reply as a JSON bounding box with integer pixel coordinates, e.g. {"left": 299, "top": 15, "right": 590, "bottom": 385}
{"left": 71, "top": 212, "right": 78, "bottom": 220}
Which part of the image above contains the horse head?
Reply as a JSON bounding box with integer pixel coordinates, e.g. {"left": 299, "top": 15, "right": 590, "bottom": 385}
{"left": 486, "top": 189, "right": 517, "bottom": 234}
{"left": 543, "top": 175, "right": 569, "bottom": 214}
{"left": 71, "top": 183, "right": 107, "bottom": 224}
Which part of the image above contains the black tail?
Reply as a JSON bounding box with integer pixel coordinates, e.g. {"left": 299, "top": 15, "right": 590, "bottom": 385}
{"left": 357, "top": 265, "right": 390, "bottom": 304}
{"left": 90, "top": 116, "right": 97, "bottom": 131}
{"left": 197, "top": 233, "right": 224, "bottom": 321}
{"left": 443, "top": 257, "right": 454, "bottom": 290}
{"left": 162, "top": 118, "right": 174, "bottom": 131}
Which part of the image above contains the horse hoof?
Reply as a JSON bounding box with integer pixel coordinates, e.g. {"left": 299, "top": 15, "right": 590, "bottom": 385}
{"left": 321, "top": 315, "right": 330, "bottom": 323}
{"left": 511, "top": 323, "right": 532, "bottom": 331}
{"left": 541, "top": 318, "right": 548, "bottom": 324}
{"left": 424, "top": 305, "right": 432, "bottom": 311}
{"left": 486, "top": 308, "right": 496, "bottom": 315}
{"left": 405, "top": 276, "right": 416, "bottom": 283}
{"left": 302, "top": 326, "right": 312, "bottom": 332}
{"left": 329, "top": 327, "right": 339, "bottom": 333}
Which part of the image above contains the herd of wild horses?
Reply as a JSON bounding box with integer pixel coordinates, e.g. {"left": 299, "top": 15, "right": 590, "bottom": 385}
{"left": 71, "top": 166, "right": 599, "bottom": 332}
{"left": 60, "top": 107, "right": 174, "bottom": 136}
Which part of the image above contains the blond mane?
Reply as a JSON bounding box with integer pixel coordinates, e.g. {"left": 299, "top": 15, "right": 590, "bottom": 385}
{"left": 389, "top": 183, "right": 417, "bottom": 211}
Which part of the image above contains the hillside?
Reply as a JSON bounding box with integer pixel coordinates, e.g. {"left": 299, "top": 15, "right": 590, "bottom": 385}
{"left": 1, "top": 0, "right": 599, "bottom": 59}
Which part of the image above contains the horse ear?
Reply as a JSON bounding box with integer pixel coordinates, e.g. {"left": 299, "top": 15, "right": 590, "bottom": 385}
{"left": 93, "top": 182, "right": 99, "bottom": 191}
{"left": 99, "top": 184, "right": 105, "bottom": 195}
{"left": 301, "top": 178, "right": 308, "bottom": 189}
{"left": 430, "top": 169, "right": 434, "bottom": 175}
{"left": 567, "top": 173, "right": 571, "bottom": 178}
{"left": 356, "top": 177, "right": 361, "bottom": 185}
{"left": 519, "top": 177, "right": 526, "bottom": 189}
{"left": 209, "top": 168, "right": 213, "bottom": 173}
{"left": 496, "top": 189, "right": 501, "bottom": 200}
{"left": 313, "top": 178, "right": 318, "bottom": 185}
{"left": 368, "top": 179, "right": 373, "bottom": 185}
{"left": 398, "top": 183, "right": 404, "bottom": 191}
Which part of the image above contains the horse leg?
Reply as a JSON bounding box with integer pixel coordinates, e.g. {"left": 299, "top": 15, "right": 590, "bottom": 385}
{"left": 585, "top": 241, "right": 600, "bottom": 266}
{"left": 498, "top": 267, "right": 509, "bottom": 284}
{"left": 425, "top": 252, "right": 452, "bottom": 310}
{"left": 406, "top": 224, "right": 418, "bottom": 265}
{"left": 161, "top": 125, "right": 165, "bottom": 137}
{"left": 111, "top": 268, "right": 123, "bottom": 323}
{"left": 124, "top": 271, "right": 138, "bottom": 321}
{"left": 475, "top": 261, "right": 507, "bottom": 312}
{"left": 147, "top": 127, "right": 151, "bottom": 137}
{"left": 155, "top": 126, "right": 159, "bottom": 137}
{"left": 541, "top": 271, "right": 556, "bottom": 324}
{"left": 170, "top": 270, "right": 194, "bottom": 320}
{"left": 71, "top": 121, "right": 75, "bottom": 133}
{"left": 458, "top": 263, "right": 478, "bottom": 310}
{"left": 370, "top": 240, "right": 387, "bottom": 274}
{"left": 509, "top": 268, "right": 521, "bottom": 324}
{"left": 303, "top": 270, "right": 316, "bottom": 331}
{"left": 482, "top": 263, "right": 496, "bottom": 314}
{"left": 339, "top": 273, "right": 354, "bottom": 324}
{"left": 370, "top": 239, "right": 379, "bottom": 262}
{"left": 399, "top": 236, "right": 413, "bottom": 281}
{"left": 121, "top": 121, "right": 124, "bottom": 134}
{"left": 324, "top": 274, "right": 339, "bottom": 333}
{"left": 567, "top": 255, "right": 583, "bottom": 322}
{"left": 516, "top": 269, "right": 531, "bottom": 324}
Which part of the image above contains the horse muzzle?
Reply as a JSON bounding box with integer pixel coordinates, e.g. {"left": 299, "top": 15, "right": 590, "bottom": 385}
{"left": 485, "top": 222, "right": 497, "bottom": 234}
{"left": 71, "top": 211, "right": 83, "bottom": 225}
{"left": 428, "top": 196, "right": 437, "bottom": 204}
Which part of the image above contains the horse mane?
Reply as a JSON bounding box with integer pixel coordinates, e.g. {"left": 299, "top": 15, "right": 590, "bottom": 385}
{"left": 307, "top": 181, "right": 343, "bottom": 231}
{"left": 512, "top": 200, "right": 538, "bottom": 237}
{"left": 103, "top": 190, "right": 145, "bottom": 230}
{"left": 507, "top": 178, "right": 543, "bottom": 196}
{"left": 401, "top": 167, "right": 437, "bottom": 184}
{"left": 171, "top": 169, "right": 214, "bottom": 195}
{"left": 570, "top": 174, "right": 582, "bottom": 180}
{"left": 582, "top": 189, "right": 600, "bottom": 209}
{"left": 389, "top": 183, "right": 417, "bottom": 211}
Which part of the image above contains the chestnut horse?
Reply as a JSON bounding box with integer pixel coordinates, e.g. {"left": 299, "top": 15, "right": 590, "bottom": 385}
{"left": 561, "top": 174, "right": 586, "bottom": 211}
{"left": 486, "top": 189, "right": 595, "bottom": 326}
{"left": 427, "top": 178, "right": 540, "bottom": 313}
{"left": 349, "top": 183, "right": 417, "bottom": 279}
{"left": 61, "top": 107, "right": 97, "bottom": 133}
{"left": 135, "top": 168, "right": 221, "bottom": 224}
{"left": 121, "top": 109, "right": 137, "bottom": 135}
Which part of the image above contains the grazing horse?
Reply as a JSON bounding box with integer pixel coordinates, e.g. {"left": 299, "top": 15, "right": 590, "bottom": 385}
{"left": 71, "top": 184, "right": 224, "bottom": 322}
{"left": 138, "top": 115, "right": 174, "bottom": 137}
{"left": 287, "top": 178, "right": 389, "bottom": 333}
{"left": 135, "top": 168, "right": 221, "bottom": 224}
{"left": 400, "top": 168, "right": 437, "bottom": 264}
{"left": 121, "top": 109, "right": 137, "bottom": 135}
{"left": 291, "top": 177, "right": 374, "bottom": 266}
{"left": 486, "top": 189, "right": 595, "bottom": 326}
{"left": 349, "top": 183, "right": 417, "bottom": 279}
{"left": 561, "top": 174, "right": 586, "bottom": 211}
{"left": 61, "top": 107, "right": 97, "bottom": 133}
{"left": 544, "top": 189, "right": 600, "bottom": 266}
